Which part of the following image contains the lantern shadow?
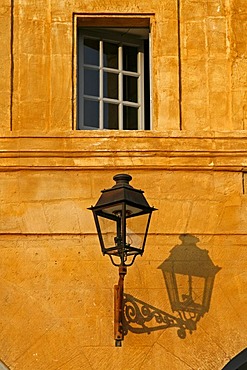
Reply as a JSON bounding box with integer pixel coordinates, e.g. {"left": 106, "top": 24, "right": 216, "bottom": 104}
{"left": 123, "top": 234, "right": 221, "bottom": 339}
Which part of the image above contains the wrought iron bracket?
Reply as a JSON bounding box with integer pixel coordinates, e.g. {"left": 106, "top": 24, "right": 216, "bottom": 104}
{"left": 122, "top": 293, "right": 200, "bottom": 339}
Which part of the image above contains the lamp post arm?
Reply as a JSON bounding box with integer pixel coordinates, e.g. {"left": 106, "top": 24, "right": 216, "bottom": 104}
{"left": 114, "top": 266, "right": 127, "bottom": 346}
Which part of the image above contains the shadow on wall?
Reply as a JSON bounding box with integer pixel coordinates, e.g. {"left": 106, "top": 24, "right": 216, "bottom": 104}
{"left": 123, "top": 234, "right": 221, "bottom": 339}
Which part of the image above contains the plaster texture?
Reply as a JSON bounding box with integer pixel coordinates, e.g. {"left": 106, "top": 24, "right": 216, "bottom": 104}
{"left": 0, "top": 1, "right": 247, "bottom": 369}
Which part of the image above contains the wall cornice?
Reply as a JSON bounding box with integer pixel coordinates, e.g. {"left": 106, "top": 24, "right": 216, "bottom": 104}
{"left": 0, "top": 132, "right": 247, "bottom": 170}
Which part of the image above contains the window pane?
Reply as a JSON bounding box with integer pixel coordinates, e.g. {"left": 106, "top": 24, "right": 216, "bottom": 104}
{"left": 84, "top": 99, "right": 99, "bottom": 128}
{"left": 103, "top": 42, "right": 118, "bottom": 69}
{"left": 103, "top": 72, "right": 118, "bottom": 99}
{"left": 84, "top": 68, "right": 99, "bottom": 96}
{"left": 123, "top": 45, "right": 138, "bottom": 72}
{"left": 104, "top": 103, "right": 118, "bottom": 129}
{"left": 123, "top": 75, "right": 138, "bottom": 102}
{"left": 84, "top": 38, "right": 99, "bottom": 65}
{"left": 123, "top": 106, "right": 138, "bottom": 130}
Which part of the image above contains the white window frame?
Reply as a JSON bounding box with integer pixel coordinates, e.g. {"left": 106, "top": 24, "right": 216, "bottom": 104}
{"left": 77, "top": 27, "right": 150, "bottom": 130}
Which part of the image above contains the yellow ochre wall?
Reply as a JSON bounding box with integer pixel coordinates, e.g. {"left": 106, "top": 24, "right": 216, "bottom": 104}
{"left": 0, "top": 0, "right": 247, "bottom": 369}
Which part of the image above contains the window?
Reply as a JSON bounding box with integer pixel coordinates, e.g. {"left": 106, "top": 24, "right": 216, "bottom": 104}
{"left": 77, "top": 26, "right": 150, "bottom": 130}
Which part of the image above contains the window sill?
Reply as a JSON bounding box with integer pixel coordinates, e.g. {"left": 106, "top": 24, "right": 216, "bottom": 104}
{"left": 2, "top": 129, "right": 247, "bottom": 139}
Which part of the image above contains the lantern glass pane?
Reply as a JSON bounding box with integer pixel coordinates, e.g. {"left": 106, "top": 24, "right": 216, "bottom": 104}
{"left": 126, "top": 213, "right": 150, "bottom": 251}
{"left": 98, "top": 215, "right": 117, "bottom": 251}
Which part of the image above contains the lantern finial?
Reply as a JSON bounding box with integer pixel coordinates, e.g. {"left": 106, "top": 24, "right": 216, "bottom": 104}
{"left": 113, "top": 174, "right": 132, "bottom": 188}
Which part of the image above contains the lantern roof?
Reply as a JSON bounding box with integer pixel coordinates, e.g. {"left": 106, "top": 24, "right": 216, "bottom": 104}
{"left": 90, "top": 174, "right": 156, "bottom": 214}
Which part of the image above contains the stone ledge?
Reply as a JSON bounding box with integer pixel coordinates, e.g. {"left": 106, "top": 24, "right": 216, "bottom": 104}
{"left": 0, "top": 139, "right": 246, "bottom": 170}
{"left": 0, "top": 133, "right": 247, "bottom": 170}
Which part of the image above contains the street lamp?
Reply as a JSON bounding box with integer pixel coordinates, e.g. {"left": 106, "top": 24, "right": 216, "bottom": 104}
{"left": 89, "top": 174, "right": 157, "bottom": 346}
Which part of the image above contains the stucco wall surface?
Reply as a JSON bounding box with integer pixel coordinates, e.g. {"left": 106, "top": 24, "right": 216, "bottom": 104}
{"left": 0, "top": 0, "right": 247, "bottom": 369}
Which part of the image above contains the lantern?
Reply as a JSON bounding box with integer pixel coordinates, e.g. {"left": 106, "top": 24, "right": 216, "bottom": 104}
{"left": 89, "top": 173, "right": 157, "bottom": 267}
{"left": 89, "top": 174, "right": 157, "bottom": 346}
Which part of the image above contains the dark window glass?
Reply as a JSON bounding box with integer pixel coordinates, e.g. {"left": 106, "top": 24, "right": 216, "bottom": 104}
{"left": 77, "top": 28, "right": 150, "bottom": 130}
{"left": 84, "top": 99, "right": 99, "bottom": 128}
{"left": 103, "top": 42, "right": 118, "bottom": 69}
{"left": 84, "top": 68, "right": 99, "bottom": 96}
{"left": 123, "top": 75, "right": 138, "bottom": 102}
{"left": 84, "top": 38, "right": 99, "bottom": 65}
{"left": 103, "top": 72, "right": 118, "bottom": 99}
{"left": 123, "top": 45, "right": 138, "bottom": 72}
{"left": 123, "top": 106, "right": 138, "bottom": 130}
{"left": 104, "top": 103, "right": 118, "bottom": 129}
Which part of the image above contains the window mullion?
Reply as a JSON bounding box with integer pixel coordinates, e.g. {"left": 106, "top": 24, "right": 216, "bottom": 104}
{"left": 138, "top": 44, "right": 144, "bottom": 130}
{"left": 119, "top": 44, "right": 123, "bottom": 130}
{"left": 99, "top": 39, "right": 103, "bottom": 129}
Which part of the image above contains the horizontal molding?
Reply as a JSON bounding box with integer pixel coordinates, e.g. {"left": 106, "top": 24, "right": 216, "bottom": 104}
{"left": 0, "top": 133, "right": 247, "bottom": 170}
{"left": 0, "top": 150, "right": 247, "bottom": 156}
